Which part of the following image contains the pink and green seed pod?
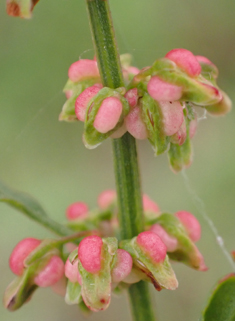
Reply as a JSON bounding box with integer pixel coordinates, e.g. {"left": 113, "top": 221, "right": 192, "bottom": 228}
{"left": 111, "top": 249, "right": 133, "bottom": 283}
{"left": 34, "top": 256, "right": 65, "bottom": 287}
{"left": 9, "top": 238, "right": 41, "bottom": 276}
{"left": 136, "top": 231, "right": 167, "bottom": 264}
{"left": 175, "top": 211, "right": 201, "bottom": 242}
{"left": 66, "top": 202, "right": 89, "bottom": 221}
{"left": 68, "top": 59, "right": 100, "bottom": 82}
{"left": 75, "top": 84, "right": 102, "bottom": 122}
{"left": 149, "top": 224, "right": 178, "bottom": 252}
{"left": 147, "top": 76, "right": 182, "bottom": 102}
{"left": 165, "top": 49, "right": 201, "bottom": 77}
{"left": 78, "top": 235, "right": 103, "bottom": 273}
{"left": 97, "top": 189, "right": 116, "bottom": 209}
{"left": 93, "top": 97, "right": 123, "bottom": 133}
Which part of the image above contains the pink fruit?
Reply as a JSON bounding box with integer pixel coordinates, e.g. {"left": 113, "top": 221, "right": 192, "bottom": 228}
{"left": 147, "top": 76, "right": 182, "bottom": 101}
{"left": 111, "top": 249, "right": 133, "bottom": 283}
{"left": 93, "top": 97, "right": 123, "bottom": 133}
{"left": 68, "top": 59, "right": 100, "bottom": 82}
{"left": 142, "top": 194, "right": 160, "bottom": 214}
{"left": 150, "top": 224, "right": 178, "bottom": 252}
{"left": 75, "top": 84, "right": 102, "bottom": 122}
{"left": 66, "top": 202, "right": 89, "bottom": 221}
{"left": 136, "top": 231, "right": 167, "bottom": 263}
{"left": 34, "top": 256, "right": 65, "bottom": 287}
{"left": 125, "top": 106, "right": 148, "bottom": 140}
{"left": 166, "top": 49, "right": 201, "bottom": 77}
{"left": 9, "top": 238, "right": 41, "bottom": 276}
{"left": 65, "top": 258, "right": 79, "bottom": 283}
{"left": 158, "top": 101, "right": 184, "bottom": 136}
{"left": 97, "top": 190, "right": 116, "bottom": 209}
{"left": 78, "top": 235, "right": 103, "bottom": 273}
{"left": 125, "top": 88, "right": 138, "bottom": 108}
{"left": 175, "top": 211, "right": 201, "bottom": 242}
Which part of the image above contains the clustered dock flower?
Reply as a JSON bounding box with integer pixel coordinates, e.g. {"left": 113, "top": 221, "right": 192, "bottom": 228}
{"left": 4, "top": 190, "right": 207, "bottom": 312}
{"left": 60, "top": 48, "right": 231, "bottom": 172}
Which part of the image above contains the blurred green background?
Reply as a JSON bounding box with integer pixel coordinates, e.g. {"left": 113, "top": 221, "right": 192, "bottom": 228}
{"left": 0, "top": 0, "right": 235, "bottom": 320}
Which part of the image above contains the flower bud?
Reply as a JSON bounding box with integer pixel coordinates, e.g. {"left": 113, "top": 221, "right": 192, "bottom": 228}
{"left": 175, "top": 211, "right": 201, "bottom": 242}
{"left": 147, "top": 76, "right": 182, "bottom": 101}
{"left": 125, "top": 106, "right": 148, "bottom": 140}
{"left": 149, "top": 224, "right": 178, "bottom": 252}
{"left": 9, "top": 238, "right": 41, "bottom": 276}
{"left": 75, "top": 84, "right": 102, "bottom": 121}
{"left": 34, "top": 256, "right": 64, "bottom": 287}
{"left": 68, "top": 59, "right": 100, "bottom": 82}
{"left": 165, "top": 49, "right": 201, "bottom": 77}
{"left": 97, "top": 190, "right": 116, "bottom": 209}
{"left": 111, "top": 249, "right": 133, "bottom": 283}
{"left": 78, "top": 235, "right": 103, "bottom": 273}
{"left": 66, "top": 202, "right": 89, "bottom": 221}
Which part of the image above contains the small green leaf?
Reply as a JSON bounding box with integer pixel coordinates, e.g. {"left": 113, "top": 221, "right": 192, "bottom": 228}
{"left": 0, "top": 180, "right": 72, "bottom": 236}
{"left": 202, "top": 274, "right": 235, "bottom": 321}
{"left": 141, "top": 93, "right": 170, "bottom": 155}
{"left": 65, "top": 281, "right": 82, "bottom": 305}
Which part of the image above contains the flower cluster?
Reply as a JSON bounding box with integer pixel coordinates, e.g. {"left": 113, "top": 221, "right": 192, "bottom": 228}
{"left": 4, "top": 190, "right": 207, "bottom": 313}
{"left": 60, "top": 49, "right": 231, "bottom": 172}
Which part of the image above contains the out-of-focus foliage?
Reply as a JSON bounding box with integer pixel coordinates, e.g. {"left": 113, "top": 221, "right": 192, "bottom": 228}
{"left": 0, "top": 0, "right": 235, "bottom": 321}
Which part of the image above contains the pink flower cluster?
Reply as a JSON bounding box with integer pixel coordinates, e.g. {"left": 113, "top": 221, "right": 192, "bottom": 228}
{"left": 63, "top": 49, "right": 227, "bottom": 146}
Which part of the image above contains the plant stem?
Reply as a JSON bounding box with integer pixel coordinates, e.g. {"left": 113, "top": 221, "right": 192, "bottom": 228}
{"left": 86, "top": 1, "right": 156, "bottom": 320}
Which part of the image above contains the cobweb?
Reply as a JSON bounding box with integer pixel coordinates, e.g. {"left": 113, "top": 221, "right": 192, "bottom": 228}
{"left": 182, "top": 169, "right": 235, "bottom": 271}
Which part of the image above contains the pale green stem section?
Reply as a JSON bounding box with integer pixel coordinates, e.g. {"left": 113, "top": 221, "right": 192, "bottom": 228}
{"left": 85, "top": 0, "right": 156, "bottom": 320}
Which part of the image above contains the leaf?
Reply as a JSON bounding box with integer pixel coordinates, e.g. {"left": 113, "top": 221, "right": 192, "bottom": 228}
{"left": 65, "top": 281, "right": 82, "bottom": 305}
{"left": 202, "top": 274, "right": 235, "bottom": 321}
{"left": 0, "top": 180, "right": 72, "bottom": 236}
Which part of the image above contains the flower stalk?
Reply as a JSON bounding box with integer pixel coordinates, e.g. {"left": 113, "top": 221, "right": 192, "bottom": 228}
{"left": 86, "top": 0, "right": 156, "bottom": 320}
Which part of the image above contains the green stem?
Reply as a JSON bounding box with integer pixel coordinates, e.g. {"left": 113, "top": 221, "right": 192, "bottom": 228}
{"left": 86, "top": 1, "right": 156, "bottom": 320}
